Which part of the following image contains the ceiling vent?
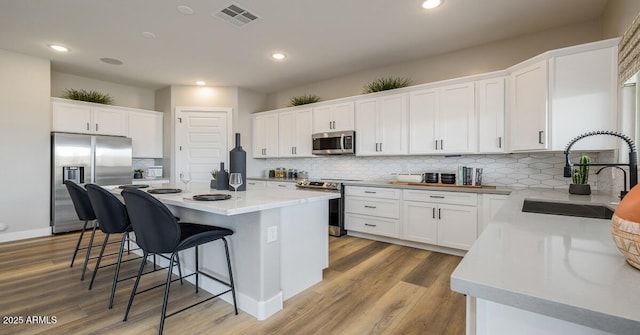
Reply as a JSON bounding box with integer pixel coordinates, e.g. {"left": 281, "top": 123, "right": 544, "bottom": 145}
{"left": 214, "top": 4, "right": 259, "bottom": 27}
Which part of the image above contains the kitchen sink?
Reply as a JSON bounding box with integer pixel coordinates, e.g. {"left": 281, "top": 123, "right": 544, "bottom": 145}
{"left": 522, "top": 199, "right": 614, "bottom": 220}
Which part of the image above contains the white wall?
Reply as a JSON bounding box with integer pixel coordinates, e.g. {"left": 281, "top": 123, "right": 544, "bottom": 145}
{"left": 266, "top": 19, "right": 603, "bottom": 109}
{"left": 0, "top": 49, "right": 51, "bottom": 240}
{"left": 51, "top": 71, "right": 155, "bottom": 110}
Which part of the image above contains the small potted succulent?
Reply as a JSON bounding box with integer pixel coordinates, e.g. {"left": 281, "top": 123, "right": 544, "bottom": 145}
{"left": 133, "top": 169, "right": 144, "bottom": 179}
{"left": 569, "top": 155, "right": 591, "bottom": 195}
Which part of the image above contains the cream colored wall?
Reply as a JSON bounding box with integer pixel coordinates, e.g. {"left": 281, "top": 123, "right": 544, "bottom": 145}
{"left": 266, "top": 19, "right": 603, "bottom": 109}
{"left": 602, "top": 0, "right": 640, "bottom": 38}
{"left": 0, "top": 49, "right": 51, "bottom": 239}
{"left": 51, "top": 71, "right": 155, "bottom": 110}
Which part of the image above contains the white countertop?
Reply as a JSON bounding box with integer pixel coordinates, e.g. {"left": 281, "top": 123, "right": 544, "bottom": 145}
{"left": 113, "top": 182, "right": 340, "bottom": 216}
{"left": 450, "top": 188, "right": 640, "bottom": 335}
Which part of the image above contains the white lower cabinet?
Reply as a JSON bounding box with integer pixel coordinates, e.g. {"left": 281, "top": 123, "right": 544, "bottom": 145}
{"left": 403, "top": 190, "right": 478, "bottom": 250}
{"left": 246, "top": 180, "right": 266, "bottom": 189}
{"left": 266, "top": 180, "right": 296, "bottom": 189}
{"left": 345, "top": 186, "right": 401, "bottom": 238}
{"left": 479, "top": 194, "right": 508, "bottom": 235}
{"left": 345, "top": 186, "right": 480, "bottom": 251}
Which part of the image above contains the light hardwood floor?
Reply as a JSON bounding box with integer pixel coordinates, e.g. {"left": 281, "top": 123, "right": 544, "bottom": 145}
{"left": 0, "top": 232, "right": 465, "bottom": 335}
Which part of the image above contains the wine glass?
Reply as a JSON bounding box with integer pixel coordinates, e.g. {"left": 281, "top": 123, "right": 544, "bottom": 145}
{"left": 180, "top": 172, "right": 191, "bottom": 192}
{"left": 229, "top": 173, "right": 243, "bottom": 199}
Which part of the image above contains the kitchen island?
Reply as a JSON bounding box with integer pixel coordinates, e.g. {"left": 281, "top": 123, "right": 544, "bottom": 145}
{"left": 451, "top": 188, "right": 640, "bottom": 335}
{"left": 118, "top": 182, "right": 340, "bottom": 320}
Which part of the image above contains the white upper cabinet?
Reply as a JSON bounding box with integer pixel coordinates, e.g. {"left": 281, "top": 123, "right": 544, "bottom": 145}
{"left": 477, "top": 77, "right": 506, "bottom": 153}
{"left": 508, "top": 39, "right": 618, "bottom": 152}
{"left": 312, "top": 102, "right": 355, "bottom": 133}
{"left": 355, "top": 93, "right": 408, "bottom": 156}
{"left": 252, "top": 113, "right": 279, "bottom": 158}
{"left": 509, "top": 60, "right": 549, "bottom": 151}
{"left": 129, "top": 110, "right": 163, "bottom": 158}
{"left": 278, "top": 109, "right": 313, "bottom": 157}
{"left": 409, "top": 83, "right": 476, "bottom": 154}
{"left": 52, "top": 99, "right": 127, "bottom": 136}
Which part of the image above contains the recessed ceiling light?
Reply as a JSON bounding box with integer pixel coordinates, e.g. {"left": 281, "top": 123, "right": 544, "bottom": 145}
{"left": 421, "top": 0, "right": 442, "bottom": 9}
{"left": 271, "top": 53, "right": 286, "bottom": 60}
{"left": 195, "top": 81, "right": 206, "bottom": 86}
{"left": 141, "top": 31, "right": 156, "bottom": 39}
{"left": 49, "top": 44, "right": 69, "bottom": 52}
{"left": 100, "top": 58, "right": 123, "bottom": 65}
{"left": 177, "top": 5, "right": 194, "bottom": 15}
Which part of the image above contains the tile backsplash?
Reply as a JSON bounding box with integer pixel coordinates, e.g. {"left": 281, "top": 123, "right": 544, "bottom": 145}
{"left": 263, "top": 152, "right": 623, "bottom": 191}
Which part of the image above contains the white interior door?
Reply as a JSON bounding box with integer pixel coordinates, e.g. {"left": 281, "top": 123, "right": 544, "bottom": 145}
{"left": 176, "top": 110, "right": 230, "bottom": 182}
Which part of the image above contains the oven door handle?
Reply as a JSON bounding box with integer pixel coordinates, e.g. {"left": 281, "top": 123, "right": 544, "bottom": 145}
{"left": 340, "top": 134, "right": 345, "bottom": 152}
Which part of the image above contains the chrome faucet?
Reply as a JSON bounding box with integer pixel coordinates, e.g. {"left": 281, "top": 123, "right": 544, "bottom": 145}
{"left": 596, "top": 166, "right": 628, "bottom": 198}
{"left": 563, "top": 131, "right": 638, "bottom": 195}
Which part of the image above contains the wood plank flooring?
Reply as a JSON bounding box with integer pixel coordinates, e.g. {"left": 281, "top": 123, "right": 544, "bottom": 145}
{"left": 0, "top": 232, "right": 465, "bottom": 335}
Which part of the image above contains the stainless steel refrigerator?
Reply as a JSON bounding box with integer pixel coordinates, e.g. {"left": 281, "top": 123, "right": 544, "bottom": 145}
{"left": 51, "top": 132, "right": 132, "bottom": 233}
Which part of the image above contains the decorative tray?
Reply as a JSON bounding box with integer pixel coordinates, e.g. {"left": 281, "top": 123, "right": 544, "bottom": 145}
{"left": 119, "top": 184, "right": 149, "bottom": 189}
{"left": 191, "top": 194, "right": 232, "bottom": 201}
{"left": 147, "top": 188, "right": 182, "bottom": 194}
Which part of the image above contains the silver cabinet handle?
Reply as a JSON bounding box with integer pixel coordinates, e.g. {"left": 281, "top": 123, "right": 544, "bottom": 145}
{"left": 364, "top": 223, "right": 377, "bottom": 227}
{"left": 498, "top": 136, "right": 502, "bottom": 148}
{"left": 438, "top": 208, "right": 442, "bottom": 220}
{"left": 364, "top": 205, "right": 377, "bottom": 209}
{"left": 538, "top": 131, "right": 544, "bottom": 144}
{"left": 86, "top": 122, "right": 90, "bottom": 131}
{"left": 364, "top": 191, "right": 376, "bottom": 194}
{"left": 430, "top": 195, "right": 445, "bottom": 199}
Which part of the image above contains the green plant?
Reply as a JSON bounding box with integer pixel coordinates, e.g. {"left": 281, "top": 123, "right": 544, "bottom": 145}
{"left": 571, "top": 155, "right": 590, "bottom": 184}
{"left": 211, "top": 169, "right": 218, "bottom": 180}
{"left": 362, "top": 77, "right": 411, "bottom": 94}
{"left": 134, "top": 169, "right": 144, "bottom": 174}
{"left": 63, "top": 88, "right": 114, "bottom": 105}
{"left": 288, "top": 94, "right": 320, "bottom": 106}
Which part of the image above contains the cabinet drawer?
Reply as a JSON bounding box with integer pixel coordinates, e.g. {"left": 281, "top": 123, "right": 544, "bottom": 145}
{"left": 345, "top": 186, "right": 400, "bottom": 199}
{"left": 345, "top": 213, "right": 400, "bottom": 238}
{"left": 266, "top": 181, "right": 295, "bottom": 189}
{"left": 403, "top": 189, "right": 477, "bottom": 206}
{"left": 345, "top": 196, "right": 400, "bottom": 219}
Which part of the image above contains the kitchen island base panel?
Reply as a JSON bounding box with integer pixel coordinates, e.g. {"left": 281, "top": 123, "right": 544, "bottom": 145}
{"left": 153, "top": 200, "right": 329, "bottom": 320}
{"left": 471, "top": 297, "right": 615, "bottom": 335}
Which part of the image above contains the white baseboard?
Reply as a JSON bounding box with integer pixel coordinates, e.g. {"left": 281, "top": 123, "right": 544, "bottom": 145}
{"left": 0, "top": 227, "right": 51, "bottom": 243}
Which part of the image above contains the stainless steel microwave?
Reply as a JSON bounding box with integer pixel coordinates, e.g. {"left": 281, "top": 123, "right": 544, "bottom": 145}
{"left": 312, "top": 131, "right": 355, "bottom": 155}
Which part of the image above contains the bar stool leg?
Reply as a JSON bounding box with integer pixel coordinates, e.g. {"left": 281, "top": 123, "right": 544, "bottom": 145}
{"left": 159, "top": 252, "right": 177, "bottom": 335}
{"left": 89, "top": 233, "right": 110, "bottom": 290}
{"left": 124, "top": 252, "right": 148, "bottom": 322}
{"left": 175, "top": 253, "right": 184, "bottom": 285}
{"left": 81, "top": 220, "right": 98, "bottom": 280}
{"left": 222, "top": 238, "right": 238, "bottom": 314}
{"left": 70, "top": 220, "right": 89, "bottom": 267}
{"left": 109, "top": 232, "right": 128, "bottom": 309}
{"left": 195, "top": 247, "right": 199, "bottom": 293}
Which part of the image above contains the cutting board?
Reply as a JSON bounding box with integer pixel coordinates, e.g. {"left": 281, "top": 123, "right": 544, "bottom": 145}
{"left": 388, "top": 181, "right": 496, "bottom": 189}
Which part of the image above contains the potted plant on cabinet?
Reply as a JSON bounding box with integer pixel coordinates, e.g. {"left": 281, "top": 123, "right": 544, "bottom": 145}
{"left": 210, "top": 169, "right": 218, "bottom": 189}
{"left": 133, "top": 169, "right": 144, "bottom": 179}
{"left": 569, "top": 155, "right": 591, "bottom": 195}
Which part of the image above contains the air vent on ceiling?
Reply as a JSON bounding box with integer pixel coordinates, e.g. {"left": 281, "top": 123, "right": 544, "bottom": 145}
{"left": 214, "top": 4, "right": 259, "bottom": 27}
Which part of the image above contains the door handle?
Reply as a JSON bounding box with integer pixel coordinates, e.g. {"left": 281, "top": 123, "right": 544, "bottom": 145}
{"left": 278, "top": 184, "right": 287, "bottom": 187}
{"left": 432, "top": 208, "right": 435, "bottom": 219}
{"left": 430, "top": 195, "right": 445, "bottom": 199}
{"left": 340, "top": 134, "right": 345, "bottom": 151}
{"left": 379, "top": 142, "right": 383, "bottom": 152}
{"left": 538, "top": 131, "right": 544, "bottom": 144}
{"left": 435, "top": 140, "right": 438, "bottom": 150}
{"left": 438, "top": 208, "right": 442, "bottom": 220}
{"left": 364, "top": 223, "right": 377, "bottom": 227}
{"left": 364, "top": 191, "right": 376, "bottom": 194}
{"left": 86, "top": 122, "right": 90, "bottom": 131}
{"left": 440, "top": 139, "right": 443, "bottom": 150}
{"left": 95, "top": 123, "right": 99, "bottom": 132}
{"left": 364, "top": 205, "right": 377, "bottom": 209}
{"left": 375, "top": 143, "right": 379, "bottom": 152}
{"left": 294, "top": 146, "right": 297, "bottom": 155}
{"left": 498, "top": 136, "right": 502, "bottom": 148}
{"left": 332, "top": 121, "right": 336, "bottom": 129}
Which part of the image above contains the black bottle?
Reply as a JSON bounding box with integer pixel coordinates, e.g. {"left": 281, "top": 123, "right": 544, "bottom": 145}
{"left": 216, "top": 162, "right": 229, "bottom": 190}
{"left": 229, "top": 133, "right": 247, "bottom": 191}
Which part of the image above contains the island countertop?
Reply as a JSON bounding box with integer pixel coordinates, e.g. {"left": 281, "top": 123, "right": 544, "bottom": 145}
{"left": 450, "top": 188, "right": 640, "bottom": 335}
{"left": 112, "top": 182, "right": 340, "bottom": 216}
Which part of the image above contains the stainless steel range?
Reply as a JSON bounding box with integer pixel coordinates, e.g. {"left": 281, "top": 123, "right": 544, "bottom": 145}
{"left": 296, "top": 179, "right": 359, "bottom": 236}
